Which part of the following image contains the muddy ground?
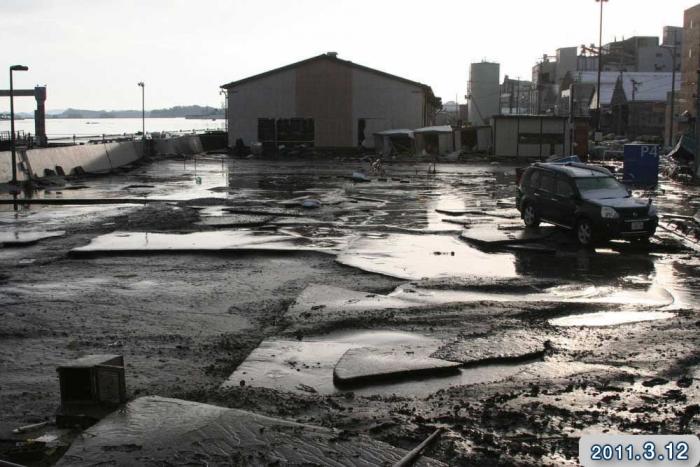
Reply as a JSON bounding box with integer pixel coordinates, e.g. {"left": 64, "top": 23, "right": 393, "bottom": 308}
{"left": 1, "top": 157, "right": 699, "bottom": 466}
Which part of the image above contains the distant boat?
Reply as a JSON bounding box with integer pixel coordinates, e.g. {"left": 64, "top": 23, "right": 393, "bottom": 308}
{"left": 184, "top": 114, "right": 224, "bottom": 120}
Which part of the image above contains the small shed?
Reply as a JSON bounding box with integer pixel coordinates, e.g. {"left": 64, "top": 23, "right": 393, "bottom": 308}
{"left": 414, "top": 125, "right": 461, "bottom": 156}
{"left": 373, "top": 129, "right": 415, "bottom": 156}
{"left": 492, "top": 115, "right": 570, "bottom": 158}
{"left": 461, "top": 126, "right": 492, "bottom": 153}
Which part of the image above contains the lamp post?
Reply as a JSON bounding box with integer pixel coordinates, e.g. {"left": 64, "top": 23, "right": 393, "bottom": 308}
{"left": 662, "top": 32, "right": 679, "bottom": 147}
{"left": 9, "top": 65, "right": 29, "bottom": 185}
{"left": 595, "top": 0, "right": 608, "bottom": 138}
{"left": 137, "top": 82, "right": 145, "bottom": 139}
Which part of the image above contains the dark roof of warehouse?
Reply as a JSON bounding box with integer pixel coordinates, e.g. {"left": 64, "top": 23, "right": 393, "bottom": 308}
{"left": 221, "top": 53, "right": 434, "bottom": 94}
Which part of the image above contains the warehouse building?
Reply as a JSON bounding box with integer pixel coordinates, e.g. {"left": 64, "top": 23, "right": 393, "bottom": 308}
{"left": 221, "top": 53, "right": 440, "bottom": 149}
{"left": 492, "top": 115, "right": 571, "bottom": 158}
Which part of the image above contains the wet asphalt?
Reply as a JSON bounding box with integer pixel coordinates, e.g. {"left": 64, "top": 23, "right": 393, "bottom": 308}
{"left": 1, "top": 156, "right": 699, "bottom": 465}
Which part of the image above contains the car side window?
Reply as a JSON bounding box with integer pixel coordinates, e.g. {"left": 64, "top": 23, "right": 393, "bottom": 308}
{"left": 529, "top": 170, "right": 541, "bottom": 189}
{"left": 556, "top": 178, "right": 574, "bottom": 198}
{"left": 540, "top": 173, "right": 555, "bottom": 192}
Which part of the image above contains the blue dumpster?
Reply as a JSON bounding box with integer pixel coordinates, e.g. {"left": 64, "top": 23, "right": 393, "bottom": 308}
{"left": 623, "top": 143, "right": 659, "bottom": 187}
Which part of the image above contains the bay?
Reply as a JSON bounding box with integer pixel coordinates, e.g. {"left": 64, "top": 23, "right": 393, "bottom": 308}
{"left": 0, "top": 117, "right": 225, "bottom": 142}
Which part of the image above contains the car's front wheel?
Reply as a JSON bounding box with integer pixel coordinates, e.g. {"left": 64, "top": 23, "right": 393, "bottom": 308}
{"left": 522, "top": 203, "right": 540, "bottom": 228}
{"left": 576, "top": 218, "right": 595, "bottom": 246}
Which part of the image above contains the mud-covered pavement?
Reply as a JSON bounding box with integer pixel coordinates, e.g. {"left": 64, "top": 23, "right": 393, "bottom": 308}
{"left": 1, "top": 156, "right": 699, "bottom": 465}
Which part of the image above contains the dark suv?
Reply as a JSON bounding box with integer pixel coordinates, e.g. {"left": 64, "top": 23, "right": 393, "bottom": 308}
{"left": 516, "top": 162, "right": 658, "bottom": 245}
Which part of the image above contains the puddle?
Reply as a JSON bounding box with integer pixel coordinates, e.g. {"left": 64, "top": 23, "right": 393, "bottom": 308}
{"left": 336, "top": 233, "right": 517, "bottom": 280}
{"left": 285, "top": 283, "right": 676, "bottom": 328}
{"left": 224, "top": 330, "right": 539, "bottom": 397}
{"left": 0, "top": 230, "right": 65, "bottom": 246}
{"left": 548, "top": 311, "right": 676, "bottom": 327}
{"left": 71, "top": 231, "right": 344, "bottom": 255}
{"left": 392, "top": 284, "right": 675, "bottom": 307}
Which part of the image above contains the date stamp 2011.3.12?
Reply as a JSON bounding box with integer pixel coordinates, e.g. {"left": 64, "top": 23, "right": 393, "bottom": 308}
{"left": 580, "top": 435, "right": 700, "bottom": 466}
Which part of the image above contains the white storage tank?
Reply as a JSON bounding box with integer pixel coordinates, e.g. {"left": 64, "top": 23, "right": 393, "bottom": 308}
{"left": 468, "top": 62, "right": 500, "bottom": 126}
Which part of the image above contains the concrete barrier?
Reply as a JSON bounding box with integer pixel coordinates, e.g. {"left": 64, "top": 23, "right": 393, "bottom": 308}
{"left": 0, "top": 135, "right": 205, "bottom": 183}
{"left": 153, "top": 135, "right": 203, "bottom": 156}
{"left": 0, "top": 140, "right": 143, "bottom": 183}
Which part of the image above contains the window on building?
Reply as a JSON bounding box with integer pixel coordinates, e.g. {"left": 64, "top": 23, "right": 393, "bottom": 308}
{"left": 258, "top": 119, "right": 276, "bottom": 142}
{"left": 257, "top": 118, "right": 315, "bottom": 145}
{"left": 276, "top": 118, "right": 314, "bottom": 144}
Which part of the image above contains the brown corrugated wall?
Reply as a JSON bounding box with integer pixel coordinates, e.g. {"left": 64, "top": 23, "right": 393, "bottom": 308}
{"left": 295, "top": 60, "right": 353, "bottom": 147}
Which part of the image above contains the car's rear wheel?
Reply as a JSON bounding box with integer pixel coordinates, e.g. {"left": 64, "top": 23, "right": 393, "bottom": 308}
{"left": 576, "top": 218, "right": 594, "bottom": 246}
{"left": 522, "top": 203, "right": 540, "bottom": 228}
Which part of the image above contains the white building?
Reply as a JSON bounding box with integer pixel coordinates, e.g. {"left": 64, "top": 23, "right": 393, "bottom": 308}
{"left": 492, "top": 115, "right": 571, "bottom": 158}
{"left": 221, "top": 53, "right": 439, "bottom": 149}
{"left": 468, "top": 62, "right": 500, "bottom": 126}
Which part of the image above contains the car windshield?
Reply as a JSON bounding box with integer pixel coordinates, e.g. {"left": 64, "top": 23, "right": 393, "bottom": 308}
{"left": 574, "top": 176, "right": 628, "bottom": 199}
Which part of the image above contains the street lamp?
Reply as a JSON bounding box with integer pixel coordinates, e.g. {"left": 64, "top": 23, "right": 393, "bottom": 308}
{"left": 9, "top": 65, "right": 29, "bottom": 185}
{"left": 595, "top": 0, "right": 608, "bottom": 139}
{"left": 662, "top": 32, "right": 679, "bottom": 147}
{"left": 137, "top": 82, "right": 145, "bottom": 139}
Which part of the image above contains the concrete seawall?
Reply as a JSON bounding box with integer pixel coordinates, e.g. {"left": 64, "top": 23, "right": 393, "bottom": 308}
{"left": 153, "top": 135, "right": 204, "bottom": 155}
{"left": 0, "top": 135, "right": 204, "bottom": 183}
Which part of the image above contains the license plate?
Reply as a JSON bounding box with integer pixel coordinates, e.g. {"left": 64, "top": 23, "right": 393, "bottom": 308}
{"left": 631, "top": 221, "right": 644, "bottom": 231}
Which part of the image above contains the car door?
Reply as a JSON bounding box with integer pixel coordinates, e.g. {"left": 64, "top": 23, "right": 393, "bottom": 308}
{"left": 534, "top": 172, "right": 558, "bottom": 222}
{"left": 550, "top": 176, "right": 577, "bottom": 228}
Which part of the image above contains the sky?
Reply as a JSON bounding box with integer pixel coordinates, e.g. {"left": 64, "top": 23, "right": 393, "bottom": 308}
{"left": 1, "top": 0, "right": 697, "bottom": 113}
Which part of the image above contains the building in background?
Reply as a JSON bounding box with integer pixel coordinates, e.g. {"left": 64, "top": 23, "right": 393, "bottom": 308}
{"left": 435, "top": 101, "right": 468, "bottom": 126}
{"left": 602, "top": 32, "right": 681, "bottom": 73}
{"left": 530, "top": 27, "right": 680, "bottom": 117}
{"left": 500, "top": 76, "right": 534, "bottom": 115}
{"left": 589, "top": 72, "right": 679, "bottom": 138}
{"left": 532, "top": 56, "right": 559, "bottom": 114}
{"left": 221, "top": 53, "right": 440, "bottom": 149}
{"left": 468, "top": 62, "right": 500, "bottom": 126}
{"left": 559, "top": 71, "right": 618, "bottom": 118}
{"left": 678, "top": 4, "right": 700, "bottom": 138}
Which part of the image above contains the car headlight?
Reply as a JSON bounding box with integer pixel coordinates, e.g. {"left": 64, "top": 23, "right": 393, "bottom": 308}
{"left": 648, "top": 204, "right": 657, "bottom": 217}
{"left": 601, "top": 206, "right": 619, "bottom": 219}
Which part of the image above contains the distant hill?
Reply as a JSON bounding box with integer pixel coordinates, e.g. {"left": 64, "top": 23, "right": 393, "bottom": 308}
{"left": 48, "top": 105, "right": 224, "bottom": 119}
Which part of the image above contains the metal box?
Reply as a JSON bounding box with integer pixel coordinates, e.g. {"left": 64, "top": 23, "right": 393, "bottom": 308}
{"left": 623, "top": 143, "right": 660, "bottom": 187}
{"left": 57, "top": 354, "right": 126, "bottom": 406}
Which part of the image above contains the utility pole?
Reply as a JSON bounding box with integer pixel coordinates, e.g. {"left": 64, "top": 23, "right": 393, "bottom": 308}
{"left": 662, "top": 30, "right": 678, "bottom": 147}
{"left": 516, "top": 77, "right": 521, "bottom": 115}
{"left": 631, "top": 78, "right": 640, "bottom": 101}
{"left": 669, "top": 49, "right": 677, "bottom": 147}
{"left": 137, "top": 81, "right": 145, "bottom": 155}
{"left": 569, "top": 83, "right": 576, "bottom": 156}
{"left": 595, "top": 0, "right": 608, "bottom": 140}
{"left": 9, "top": 65, "right": 29, "bottom": 187}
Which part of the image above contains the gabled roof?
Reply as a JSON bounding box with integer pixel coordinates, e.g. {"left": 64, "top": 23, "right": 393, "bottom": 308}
{"left": 584, "top": 72, "right": 680, "bottom": 108}
{"left": 221, "top": 53, "right": 434, "bottom": 95}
